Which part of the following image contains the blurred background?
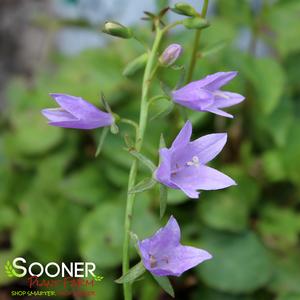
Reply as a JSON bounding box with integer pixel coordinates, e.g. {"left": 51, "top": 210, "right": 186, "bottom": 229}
{"left": 1, "top": 0, "right": 300, "bottom": 299}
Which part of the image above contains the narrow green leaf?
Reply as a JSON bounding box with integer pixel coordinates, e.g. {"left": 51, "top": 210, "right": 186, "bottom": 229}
{"left": 123, "top": 53, "right": 148, "bottom": 77}
{"left": 150, "top": 102, "right": 174, "bottom": 121}
{"left": 160, "top": 81, "right": 172, "bottom": 97}
{"left": 174, "top": 66, "right": 186, "bottom": 89}
{"left": 201, "top": 40, "right": 227, "bottom": 58}
{"left": 129, "top": 177, "right": 156, "bottom": 194}
{"left": 115, "top": 261, "right": 146, "bottom": 284}
{"left": 149, "top": 95, "right": 169, "bottom": 106}
{"left": 153, "top": 275, "right": 175, "bottom": 298}
{"left": 95, "top": 127, "right": 109, "bottom": 157}
{"left": 129, "top": 150, "right": 156, "bottom": 172}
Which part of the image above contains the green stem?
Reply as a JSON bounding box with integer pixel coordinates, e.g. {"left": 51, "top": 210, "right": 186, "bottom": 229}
{"left": 122, "top": 27, "right": 163, "bottom": 300}
{"left": 186, "top": 0, "right": 209, "bottom": 83}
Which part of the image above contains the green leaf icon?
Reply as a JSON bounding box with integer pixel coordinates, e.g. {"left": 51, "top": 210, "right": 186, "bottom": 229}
{"left": 93, "top": 274, "right": 104, "bottom": 282}
{"left": 5, "top": 261, "right": 16, "bottom": 278}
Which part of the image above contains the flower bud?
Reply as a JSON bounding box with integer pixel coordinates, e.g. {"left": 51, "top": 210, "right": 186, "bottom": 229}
{"left": 159, "top": 44, "right": 183, "bottom": 67}
{"left": 171, "top": 2, "right": 198, "bottom": 17}
{"left": 183, "top": 17, "right": 210, "bottom": 30}
{"left": 102, "top": 21, "right": 132, "bottom": 39}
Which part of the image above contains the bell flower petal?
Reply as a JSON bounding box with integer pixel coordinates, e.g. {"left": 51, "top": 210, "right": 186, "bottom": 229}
{"left": 155, "top": 148, "right": 177, "bottom": 189}
{"left": 138, "top": 216, "right": 212, "bottom": 277}
{"left": 170, "top": 120, "right": 192, "bottom": 150}
{"left": 42, "top": 93, "right": 114, "bottom": 130}
{"left": 205, "top": 107, "right": 234, "bottom": 118}
{"left": 171, "top": 165, "right": 236, "bottom": 198}
{"left": 171, "top": 71, "right": 244, "bottom": 118}
{"left": 212, "top": 91, "right": 245, "bottom": 108}
{"left": 47, "top": 119, "right": 109, "bottom": 130}
{"left": 162, "top": 246, "right": 212, "bottom": 276}
{"left": 172, "top": 133, "right": 227, "bottom": 166}
{"left": 172, "top": 87, "right": 214, "bottom": 110}
{"left": 199, "top": 71, "right": 238, "bottom": 91}
{"left": 155, "top": 121, "right": 236, "bottom": 199}
{"left": 42, "top": 108, "right": 77, "bottom": 122}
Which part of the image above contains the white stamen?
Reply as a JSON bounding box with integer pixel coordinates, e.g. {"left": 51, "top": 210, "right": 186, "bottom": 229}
{"left": 150, "top": 255, "right": 157, "bottom": 268}
{"left": 192, "top": 156, "right": 199, "bottom": 163}
{"left": 186, "top": 156, "right": 200, "bottom": 167}
{"left": 213, "top": 91, "right": 230, "bottom": 99}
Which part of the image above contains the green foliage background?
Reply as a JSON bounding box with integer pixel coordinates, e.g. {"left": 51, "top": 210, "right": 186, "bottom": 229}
{"left": 1, "top": 0, "right": 300, "bottom": 299}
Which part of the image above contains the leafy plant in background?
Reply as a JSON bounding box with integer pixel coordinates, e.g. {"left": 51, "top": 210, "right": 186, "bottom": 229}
{"left": 2, "top": 0, "right": 300, "bottom": 299}
{"left": 41, "top": 1, "right": 245, "bottom": 299}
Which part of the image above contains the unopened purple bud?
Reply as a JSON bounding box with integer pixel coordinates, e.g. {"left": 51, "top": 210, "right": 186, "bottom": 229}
{"left": 159, "top": 44, "right": 183, "bottom": 67}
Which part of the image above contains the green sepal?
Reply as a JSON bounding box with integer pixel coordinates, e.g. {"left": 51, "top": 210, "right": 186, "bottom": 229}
{"left": 150, "top": 101, "right": 174, "bottom": 121}
{"left": 95, "top": 127, "right": 109, "bottom": 157}
{"left": 153, "top": 275, "right": 175, "bottom": 298}
{"left": 100, "top": 92, "right": 118, "bottom": 134}
{"left": 100, "top": 92, "right": 113, "bottom": 114}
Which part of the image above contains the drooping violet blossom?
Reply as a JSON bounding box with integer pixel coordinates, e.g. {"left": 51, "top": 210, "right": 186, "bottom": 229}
{"left": 138, "top": 216, "right": 212, "bottom": 277}
{"left": 159, "top": 44, "right": 183, "bottom": 66}
{"left": 172, "top": 71, "right": 245, "bottom": 118}
{"left": 42, "top": 93, "right": 114, "bottom": 129}
{"left": 155, "top": 121, "right": 236, "bottom": 198}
